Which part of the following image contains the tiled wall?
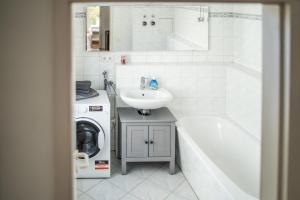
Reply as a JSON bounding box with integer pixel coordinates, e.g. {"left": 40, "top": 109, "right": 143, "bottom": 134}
{"left": 72, "top": 3, "right": 239, "bottom": 90}
{"left": 72, "top": 3, "right": 262, "bottom": 139}
{"left": 233, "top": 3, "right": 262, "bottom": 72}
{"left": 227, "top": 3, "right": 262, "bottom": 140}
{"left": 116, "top": 63, "right": 226, "bottom": 117}
{"left": 226, "top": 64, "right": 262, "bottom": 140}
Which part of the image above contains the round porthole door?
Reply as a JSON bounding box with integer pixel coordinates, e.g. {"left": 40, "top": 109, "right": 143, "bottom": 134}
{"left": 76, "top": 118, "right": 105, "bottom": 158}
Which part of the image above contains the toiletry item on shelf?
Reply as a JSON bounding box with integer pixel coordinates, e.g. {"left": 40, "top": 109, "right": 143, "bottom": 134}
{"left": 149, "top": 77, "right": 158, "bottom": 90}
{"left": 121, "top": 55, "right": 129, "bottom": 65}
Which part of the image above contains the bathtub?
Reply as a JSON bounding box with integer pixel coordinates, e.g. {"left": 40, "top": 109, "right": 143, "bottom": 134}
{"left": 176, "top": 116, "right": 260, "bottom": 200}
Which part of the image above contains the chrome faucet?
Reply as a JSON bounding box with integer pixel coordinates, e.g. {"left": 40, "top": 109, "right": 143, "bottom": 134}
{"left": 140, "top": 76, "right": 148, "bottom": 90}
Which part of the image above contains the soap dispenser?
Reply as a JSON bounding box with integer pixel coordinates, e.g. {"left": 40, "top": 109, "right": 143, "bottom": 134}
{"left": 149, "top": 77, "right": 158, "bottom": 90}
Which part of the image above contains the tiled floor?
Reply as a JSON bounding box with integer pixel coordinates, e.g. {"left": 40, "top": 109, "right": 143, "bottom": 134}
{"left": 76, "top": 153, "right": 199, "bottom": 200}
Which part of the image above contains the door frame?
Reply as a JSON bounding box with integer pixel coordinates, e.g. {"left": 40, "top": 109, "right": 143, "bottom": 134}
{"left": 53, "top": 1, "right": 300, "bottom": 199}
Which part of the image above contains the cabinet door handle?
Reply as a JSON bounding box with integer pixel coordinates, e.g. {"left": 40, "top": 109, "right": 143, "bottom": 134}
{"left": 150, "top": 141, "right": 154, "bottom": 144}
{"left": 145, "top": 141, "right": 148, "bottom": 144}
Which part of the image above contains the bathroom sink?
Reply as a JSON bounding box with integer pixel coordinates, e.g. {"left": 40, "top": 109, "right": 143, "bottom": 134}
{"left": 120, "top": 88, "right": 173, "bottom": 110}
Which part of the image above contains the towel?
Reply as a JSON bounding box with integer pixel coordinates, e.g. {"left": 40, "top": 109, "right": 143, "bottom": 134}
{"left": 76, "top": 89, "right": 91, "bottom": 95}
{"left": 76, "top": 81, "right": 91, "bottom": 91}
{"left": 76, "top": 88, "right": 99, "bottom": 101}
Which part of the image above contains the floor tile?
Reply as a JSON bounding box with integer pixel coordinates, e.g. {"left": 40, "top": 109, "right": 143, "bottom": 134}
{"left": 120, "top": 194, "right": 141, "bottom": 200}
{"left": 76, "top": 159, "right": 200, "bottom": 200}
{"left": 111, "top": 164, "right": 122, "bottom": 177}
{"left": 77, "top": 190, "right": 83, "bottom": 196}
{"left": 128, "top": 162, "right": 164, "bottom": 179}
{"left": 173, "top": 181, "right": 198, "bottom": 200}
{"left": 148, "top": 165, "right": 185, "bottom": 191}
{"left": 77, "top": 193, "right": 94, "bottom": 200}
{"left": 111, "top": 154, "right": 121, "bottom": 167}
{"left": 87, "top": 180, "right": 126, "bottom": 200}
{"left": 108, "top": 172, "right": 144, "bottom": 192}
{"left": 130, "top": 179, "right": 171, "bottom": 200}
{"left": 77, "top": 179, "right": 104, "bottom": 192}
{"left": 165, "top": 194, "right": 191, "bottom": 200}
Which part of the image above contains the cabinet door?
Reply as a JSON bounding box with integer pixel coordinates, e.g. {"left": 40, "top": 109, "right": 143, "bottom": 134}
{"left": 149, "top": 126, "right": 171, "bottom": 157}
{"left": 126, "top": 126, "right": 148, "bottom": 158}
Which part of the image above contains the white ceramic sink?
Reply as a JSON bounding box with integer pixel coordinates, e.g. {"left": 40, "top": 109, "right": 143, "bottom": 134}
{"left": 120, "top": 88, "right": 173, "bottom": 110}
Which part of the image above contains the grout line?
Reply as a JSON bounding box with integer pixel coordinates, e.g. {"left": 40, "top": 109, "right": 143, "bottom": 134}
{"left": 108, "top": 177, "right": 144, "bottom": 200}
{"left": 76, "top": 189, "right": 97, "bottom": 200}
{"left": 162, "top": 164, "right": 186, "bottom": 200}
{"left": 78, "top": 179, "right": 104, "bottom": 194}
{"left": 163, "top": 179, "right": 186, "bottom": 200}
{"left": 105, "top": 162, "right": 163, "bottom": 199}
{"left": 85, "top": 192, "right": 97, "bottom": 200}
{"left": 78, "top": 161, "right": 191, "bottom": 200}
{"left": 163, "top": 181, "right": 185, "bottom": 200}
{"left": 116, "top": 163, "right": 168, "bottom": 199}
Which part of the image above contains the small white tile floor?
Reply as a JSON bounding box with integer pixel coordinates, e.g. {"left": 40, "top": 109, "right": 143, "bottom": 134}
{"left": 76, "top": 153, "right": 199, "bottom": 200}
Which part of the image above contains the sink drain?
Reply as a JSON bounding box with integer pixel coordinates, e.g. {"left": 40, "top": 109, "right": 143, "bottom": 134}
{"left": 137, "top": 109, "right": 151, "bottom": 116}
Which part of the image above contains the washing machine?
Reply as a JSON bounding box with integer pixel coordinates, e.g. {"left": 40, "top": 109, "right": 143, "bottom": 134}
{"left": 75, "top": 90, "right": 110, "bottom": 178}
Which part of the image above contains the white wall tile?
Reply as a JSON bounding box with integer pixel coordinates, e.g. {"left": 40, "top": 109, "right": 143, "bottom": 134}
{"left": 178, "top": 55, "right": 193, "bottom": 63}
{"left": 212, "top": 98, "right": 226, "bottom": 115}
{"left": 233, "top": 3, "right": 262, "bottom": 15}
{"left": 146, "top": 52, "right": 162, "bottom": 63}
{"left": 223, "top": 55, "right": 233, "bottom": 62}
{"left": 116, "top": 63, "right": 226, "bottom": 116}
{"left": 211, "top": 78, "right": 226, "bottom": 98}
{"left": 226, "top": 67, "right": 262, "bottom": 140}
{"left": 210, "top": 18, "right": 223, "bottom": 37}
{"left": 209, "top": 3, "right": 226, "bottom": 12}
{"left": 130, "top": 55, "right": 147, "bottom": 63}
{"left": 208, "top": 37, "right": 223, "bottom": 56}
{"left": 193, "top": 55, "right": 207, "bottom": 62}
{"left": 73, "top": 3, "right": 262, "bottom": 137}
{"left": 75, "top": 57, "right": 84, "bottom": 75}
{"left": 212, "top": 64, "right": 226, "bottom": 78}
{"left": 197, "top": 78, "right": 213, "bottom": 98}
{"left": 84, "top": 57, "right": 100, "bottom": 75}
{"left": 233, "top": 10, "right": 262, "bottom": 72}
{"left": 75, "top": 75, "right": 84, "bottom": 81}
{"left": 83, "top": 75, "right": 102, "bottom": 89}
{"left": 222, "top": 18, "right": 234, "bottom": 37}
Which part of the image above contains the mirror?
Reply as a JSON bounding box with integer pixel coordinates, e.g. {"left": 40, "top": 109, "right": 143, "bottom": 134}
{"left": 86, "top": 6, "right": 110, "bottom": 51}
{"left": 86, "top": 5, "right": 209, "bottom": 52}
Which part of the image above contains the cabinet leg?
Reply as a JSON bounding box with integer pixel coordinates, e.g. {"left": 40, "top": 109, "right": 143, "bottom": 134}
{"left": 169, "top": 159, "right": 175, "bottom": 175}
{"left": 122, "top": 160, "right": 127, "bottom": 175}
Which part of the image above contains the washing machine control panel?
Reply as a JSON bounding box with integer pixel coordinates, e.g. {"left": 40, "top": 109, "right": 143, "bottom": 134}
{"left": 89, "top": 106, "right": 103, "bottom": 112}
{"left": 77, "top": 104, "right": 109, "bottom": 115}
{"left": 78, "top": 105, "right": 106, "bottom": 113}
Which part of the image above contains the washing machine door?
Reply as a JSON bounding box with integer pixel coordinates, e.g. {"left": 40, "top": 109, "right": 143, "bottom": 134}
{"left": 76, "top": 117, "right": 105, "bottom": 158}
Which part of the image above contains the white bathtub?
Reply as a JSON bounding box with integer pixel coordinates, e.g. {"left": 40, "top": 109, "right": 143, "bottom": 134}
{"left": 176, "top": 116, "right": 260, "bottom": 200}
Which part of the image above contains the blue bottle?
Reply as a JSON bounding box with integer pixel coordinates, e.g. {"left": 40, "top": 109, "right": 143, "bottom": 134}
{"left": 149, "top": 77, "right": 158, "bottom": 90}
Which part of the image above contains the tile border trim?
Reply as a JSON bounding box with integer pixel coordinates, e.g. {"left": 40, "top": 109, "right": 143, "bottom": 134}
{"left": 210, "top": 12, "right": 262, "bottom": 20}
{"left": 75, "top": 11, "right": 261, "bottom": 20}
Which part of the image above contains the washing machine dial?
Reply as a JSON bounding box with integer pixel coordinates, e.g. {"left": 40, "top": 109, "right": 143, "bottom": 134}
{"left": 80, "top": 106, "right": 88, "bottom": 113}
